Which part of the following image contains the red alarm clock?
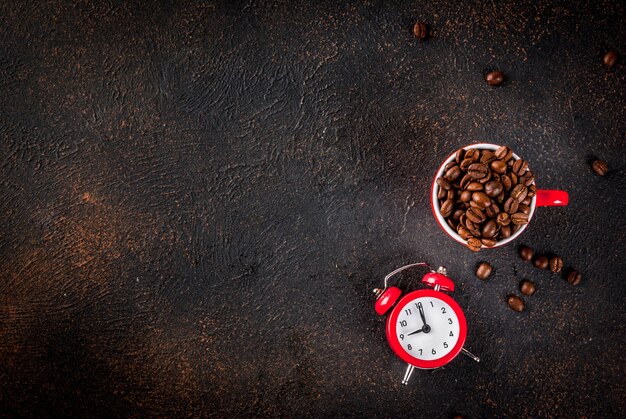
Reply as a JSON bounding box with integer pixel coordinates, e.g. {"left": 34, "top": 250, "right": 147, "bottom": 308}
{"left": 373, "top": 263, "right": 480, "bottom": 385}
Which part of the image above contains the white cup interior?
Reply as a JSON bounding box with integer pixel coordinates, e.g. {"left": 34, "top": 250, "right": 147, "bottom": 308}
{"left": 431, "top": 143, "right": 537, "bottom": 248}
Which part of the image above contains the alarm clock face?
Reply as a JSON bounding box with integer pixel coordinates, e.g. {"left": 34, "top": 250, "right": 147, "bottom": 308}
{"left": 386, "top": 289, "right": 467, "bottom": 369}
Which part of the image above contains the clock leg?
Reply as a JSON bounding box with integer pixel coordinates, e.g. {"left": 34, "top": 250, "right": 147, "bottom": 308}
{"left": 461, "top": 347, "right": 480, "bottom": 362}
{"left": 401, "top": 364, "right": 415, "bottom": 385}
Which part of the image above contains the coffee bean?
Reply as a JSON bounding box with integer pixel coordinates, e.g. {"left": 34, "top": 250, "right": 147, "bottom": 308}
{"left": 472, "top": 191, "right": 491, "bottom": 208}
{"left": 500, "top": 225, "right": 511, "bottom": 238}
{"left": 468, "top": 163, "right": 488, "bottom": 179}
{"left": 460, "top": 190, "right": 472, "bottom": 202}
{"left": 520, "top": 196, "right": 532, "bottom": 206}
{"left": 518, "top": 204, "right": 531, "bottom": 215}
{"left": 466, "top": 181, "right": 484, "bottom": 191}
{"left": 445, "top": 165, "right": 462, "bottom": 181}
{"left": 447, "top": 218, "right": 457, "bottom": 230}
{"left": 510, "top": 212, "right": 529, "bottom": 225}
{"left": 503, "top": 197, "right": 519, "bottom": 214}
{"left": 481, "top": 238, "right": 497, "bottom": 247}
{"left": 520, "top": 280, "right": 536, "bottom": 296}
{"left": 520, "top": 172, "right": 535, "bottom": 187}
{"left": 447, "top": 189, "right": 455, "bottom": 200}
{"left": 507, "top": 295, "right": 525, "bottom": 312}
{"left": 495, "top": 146, "right": 513, "bottom": 161}
{"left": 484, "top": 180, "right": 503, "bottom": 197}
{"left": 457, "top": 226, "right": 472, "bottom": 240}
{"left": 533, "top": 255, "right": 549, "bottom": 269}
{"left": 452, "top": 209, "right": 464, "bottom": 220}
{"left": 481, "top": 220, "right": 498, "bottom": 238}
{"left": 480, "top": 151, "right": 496, "bottom": 165}
{"left": 486, "top": 70, "right": 504, "bottom": 86}
{"left": 478, "top": 170, "right": 492, "bottom": 184}
{"left": 460, "top": 158, "right": 474, "bottom": 170}
{"left": 512, "top": 223, "right": 521, "bottom": 234}
{"left": 440, "top": 199, "right": 454, "bottom": 217}
{"left": 490, "top": 160, "right": 507, "bottom": 174}
{"left": 510, "top": 184, "right": 528, "bottom": 202}
{"left": 512, "top": 159, "right": 529, "bottom": 176}
{"left": 444, "top": 161, "right": 458, "bottom": 171}
{"left": 466, "top": 237, "right": 482, "bottom": 252}
{"left": 501, "top": 174, "right": 512, "bottom": 191}
{"left": 484, "top": 205, "right": 494, "bottom": 218}
{"left": 475, "top": 262, "right": 493, "bottom": 279}
{"left": 413, "top": 22, "right": 428, "bottom": 40}
{"left": 496, "top": 212, "right": 510, "bottom": 226}
{"left": 519, "top": 245, "right": 534, "bottom": 261}
{"left": 465, "top": 149, "right": 479, "bottom": 161}
{"left": 437, "top": 186, "right": 447, "bottom": 200}
{"left": 549, "top": 256, "right": 563, "bottom": 273}
{"left": 567, "top": 270, "right": 582, "bottom": 285}
{"left": 591, "top": 159, "right": 608, "bottom": 176}
{"left": 455, "top": 148, "right": 465, "bottom": 163}
{"left": 437, "top": 177, "right": 452, "bottom": 190}
{"left": 466, "top": 207, "right": 486, "bottom": 224}
{"left": 603, "top": 51, "right": 617, "bottom": 67}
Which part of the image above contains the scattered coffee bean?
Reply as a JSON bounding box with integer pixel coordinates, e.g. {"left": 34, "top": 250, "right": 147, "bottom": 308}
{"left": 413, "top": 22, "right": 428, "bottom": 40}
{"left": 533, "top": 255, "right": 549, "bottom": 269}
{"left": 519, "top": 245, "right": 534, "bottom": 261}
{"left": 549, "top": 256, "right": 563, "bottom": 273}
{"left": 567, "top": 270, "right": 582, "bottom": 286}
{"left": 475, "top": 262, "right": 493, "bottom": 280}
{"left": 603, "top": 51, "right": 617, "bottom": 67}
{"left": 507, "top": 295, "right": 525, "bottom": 312}
{"left": 591, "top": 159, "right": 608, "bottom": 176}
{"left": 520, "top": 280, "right": 536, "bottom": 296}
{"left": 435, "top": 146, "right": 536, "bottom": 251}
{"left": 486, "top": 70, "right": 504, "bottom": 86}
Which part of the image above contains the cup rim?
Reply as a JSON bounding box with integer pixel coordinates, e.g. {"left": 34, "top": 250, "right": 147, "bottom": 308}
{"left": 431, "top": 143, "right": 537, "bottom": 249}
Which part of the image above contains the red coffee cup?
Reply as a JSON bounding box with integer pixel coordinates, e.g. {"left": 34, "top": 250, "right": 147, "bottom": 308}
{"left": 431, "top": 143, "right": 568, "bottom": 249}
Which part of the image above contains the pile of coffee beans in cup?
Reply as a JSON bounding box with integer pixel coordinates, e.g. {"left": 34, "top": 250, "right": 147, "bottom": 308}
{"left": 436, "top": 146, "right": 536, "bottom": 251}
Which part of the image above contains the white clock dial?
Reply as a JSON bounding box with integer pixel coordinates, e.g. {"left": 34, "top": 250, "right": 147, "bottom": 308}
{"left": 395, "top": 297, "right": 460, "bottom": 360}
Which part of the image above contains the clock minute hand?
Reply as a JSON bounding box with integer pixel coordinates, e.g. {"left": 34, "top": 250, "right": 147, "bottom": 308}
{"left": 407, "top": 328, "right": 424, "bottom": 336}
{"left": 417, "top": 302, "right": 427, "bottom": 326}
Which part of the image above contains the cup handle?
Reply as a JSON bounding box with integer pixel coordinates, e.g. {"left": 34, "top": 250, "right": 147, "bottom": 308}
{"left": 536, "top": 190, "right": 569, "bottom": 207}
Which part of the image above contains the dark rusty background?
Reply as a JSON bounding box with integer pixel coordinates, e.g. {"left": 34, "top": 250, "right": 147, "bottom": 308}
{"left": 1, "top": 0, "right": 625, "bottom": 417}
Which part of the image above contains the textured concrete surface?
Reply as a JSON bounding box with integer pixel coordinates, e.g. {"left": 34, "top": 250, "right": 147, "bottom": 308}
{"left": 0, "top": 1, "right": 625, "bottom": 417}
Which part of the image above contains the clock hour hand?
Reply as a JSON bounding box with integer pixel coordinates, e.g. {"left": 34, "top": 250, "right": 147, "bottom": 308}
{"left": 417, "top": 302, "right": 427, "bottom": 326}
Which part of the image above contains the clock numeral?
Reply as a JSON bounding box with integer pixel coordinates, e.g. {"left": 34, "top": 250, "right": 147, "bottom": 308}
{"left": 448, "top": 318, "right": 453, "bottom": 324}
{"left": 443, "top": 342, "right": 449, "bottom": 348}
{"left": 405, "top": 308, "right": 412, "bottom": 316}
{"left": 449, "top": 331, "right": 454, "bottom": 337}
{"left": 441, "top": 307, "right": 446, "bottom": 314}
{"left": 400, "top": 320, "right": 407, "bottom": 327}
{"left": 399, "top": 334, "right": 404, "bottom": 340}
{"left": 407, "top": 344, "right": 412, "bottom": 350}
{"left": 430, "top": 301, "right": 434, "bottom": 307}
{"left": 419, "top": 349, "right": 422, "bottom": 355}
{"left": 431, "top": 349, "right": 436, "bottom": 355}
